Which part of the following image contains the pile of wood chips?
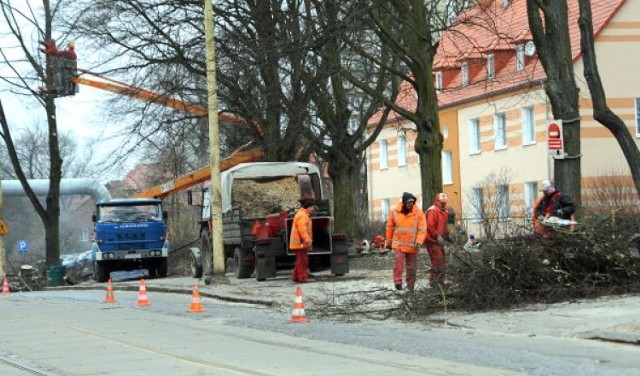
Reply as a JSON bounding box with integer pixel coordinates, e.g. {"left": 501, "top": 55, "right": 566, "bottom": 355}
{"left": 232, "top": 177, "right": 301, "bottom": 218}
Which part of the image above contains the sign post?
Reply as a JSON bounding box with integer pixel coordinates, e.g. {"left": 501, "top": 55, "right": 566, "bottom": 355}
{"left": 547, "top": 120, "right": 565, "bottom": 159}
{"left": 17, "top": 240, "right": 29, "bottom": 253}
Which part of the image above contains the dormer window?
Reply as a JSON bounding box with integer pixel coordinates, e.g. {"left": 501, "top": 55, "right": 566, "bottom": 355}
{"left": 461, "top": 62, "right": 469, "bottom": 87}
{"left": 487, "top": 53, "right": 495, "bottom": 79}
{"left": 516, "top": 44, "right": 525, "bottom": 71}
{"left": 435, "top": 70, "right": 443, "bottom": 91}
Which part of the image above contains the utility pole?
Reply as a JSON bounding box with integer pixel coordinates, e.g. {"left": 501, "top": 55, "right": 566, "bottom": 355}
{"left": 203, "top": 0, "right": 225, "bottom": 278}
{"left": 0, "top": 180, "right": 5, "bottom": 277}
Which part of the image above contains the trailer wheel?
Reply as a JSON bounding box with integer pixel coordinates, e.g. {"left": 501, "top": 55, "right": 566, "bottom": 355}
{"left": 234, "top": 247, "right": 254, "bottom": 279}
{"left": 94, "top": 261, "right": 109, "bottom": 283}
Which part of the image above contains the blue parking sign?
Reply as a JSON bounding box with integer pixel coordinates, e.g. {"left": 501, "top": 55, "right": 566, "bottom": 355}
{"left": 17, "top": 240, "right": 29, "bottom": 253}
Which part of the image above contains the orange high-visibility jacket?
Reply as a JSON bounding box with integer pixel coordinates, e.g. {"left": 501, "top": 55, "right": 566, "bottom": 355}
{"left": 289, "top": 208, "right": 313, "bottom": 251}
{"left": 386, "top": 203, "right": 427, "bottom": 254}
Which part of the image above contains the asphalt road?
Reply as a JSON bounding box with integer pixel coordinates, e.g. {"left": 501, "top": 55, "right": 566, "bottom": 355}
{"left": 1, "top": 287, "right": 639, "bottom": 375}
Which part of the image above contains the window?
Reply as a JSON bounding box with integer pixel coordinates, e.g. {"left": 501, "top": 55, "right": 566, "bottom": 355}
{"left": 469, "top": 118, "right": 481, "bottom": 154}
{"left": 524, "top": 181, "right": 538, "bottom": 218}
{"left": 397, "top": 134, "right": 407, "bottom": 166}
{"left": 471, "top": 188, "right": 484, "bottom": 220}
{"left": 349, "top": 118, "right": 359, "bottom": 132}
{"left": 636, "top": 98, "right": 640, "bottom": 137}
{"left": 442, "top": 150, "right": 453, "bottom": 184}
{"left": 497, "top": 185, "right": 510, "bottom": 221}
{"left": 380, "top": 198, "right": 390, "bottom": 221}
{"left": 435, "top": 70, "right": 443, "bottom": 92}
{"left": 461, "top": 62, "right": 468, "bottom": 87}
{"left": 494, "top": 113, "right": 507, "bottom": 149}
{"left": 487, "top": 53, "right": 495, "bottom": 79}
{"left": 516, "top": 44, "right": 525, "bottom": 71}
{"left": 379, "top": 140, "right": 388, "bottom": 170}
{"left": 522, "top": 106, "right": 535, "bottom": 145}
{"left": 447, "top": 4, "right": 458, "bottom": 25}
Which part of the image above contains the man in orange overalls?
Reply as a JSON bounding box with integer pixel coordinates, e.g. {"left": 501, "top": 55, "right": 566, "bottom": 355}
{"left": 424, "top": 193, "right": 450, "bottom": 285}
{"left": 386, "top": 192, "right": 427, "bottom": 291}
{"left": 289, "top": 199, "right": 317, "bottom": 283}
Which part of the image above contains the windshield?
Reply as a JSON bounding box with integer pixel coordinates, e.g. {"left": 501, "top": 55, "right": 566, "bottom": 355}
{"left": 98, "top": 203, "right": 162, "bottom": 223}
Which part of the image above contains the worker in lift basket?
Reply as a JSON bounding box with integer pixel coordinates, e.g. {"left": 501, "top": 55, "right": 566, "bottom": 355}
{"left": 385, "top": 192, "right": 427, "bottom": 291}
{"left": 289, "top": 199, "right": 318, "bottom": 283}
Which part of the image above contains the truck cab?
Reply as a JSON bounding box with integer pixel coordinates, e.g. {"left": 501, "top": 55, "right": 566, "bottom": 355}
{"left": 92, "top": 198, "right": 169, "bottom": 282}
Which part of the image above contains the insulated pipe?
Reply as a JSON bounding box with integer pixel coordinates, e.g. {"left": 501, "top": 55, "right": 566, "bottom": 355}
{"left": 0, "top": 178, "right": 112, "bottom": 202}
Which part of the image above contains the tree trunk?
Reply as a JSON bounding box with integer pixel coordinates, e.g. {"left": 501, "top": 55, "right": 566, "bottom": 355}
{"left": 578, "top": 0, "right": 640, "bottom": 200}
{"left": 527, "top": 0, "right": 582, "bottom": 213}
{"left": 329, "top": 163, "right": 357, "bottom": 237}
{"left": 415, "top": 120, "right": 442, "bottom": 210}
{"left": 44, "top": 95, "right": 62, "bottom": 267}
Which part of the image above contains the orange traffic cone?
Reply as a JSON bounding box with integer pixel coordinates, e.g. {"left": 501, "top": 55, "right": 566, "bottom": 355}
{"left": 288, "top": 285, "right": 309, "bottom": 323}
{"left": 187, "top": 283, "right": 205, "bottom": 313}
{"left": 2, "top": 277, "right": 10, "bottom": 296}
{"left": 104, "top": 279, "right": 117, "bottom": 303}
{"left": 136, "top": 279, "right": 150, "bottom": 307}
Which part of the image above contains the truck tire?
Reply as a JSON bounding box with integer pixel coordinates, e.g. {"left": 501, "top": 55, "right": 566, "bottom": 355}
{"left": 157, "top": 258, "right": 168, "bottom": 278}
{"left": 94, "top": 261, "right": 109, "bottom": 283}
{"left": 190, "top": 249, "right": 203, "bottom": 278}
{"left": 234, "top": 247, "right": 254, "bottom": 279}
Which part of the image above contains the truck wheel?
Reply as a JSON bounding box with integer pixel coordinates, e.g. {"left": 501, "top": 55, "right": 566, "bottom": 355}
{"left": 201, "top": 231, "right": 213, "bottom": 276}
{"left": 157, "top": 258, "right": 168, "bottom": 278}
{"left": 94, "top": 261, "right": 109, "bottom": 283}
{"left": 234, "top": 247, "right": 254, "bottom": 279}
{"left": 190, "top": 251, "right": 203, "bottom": 278}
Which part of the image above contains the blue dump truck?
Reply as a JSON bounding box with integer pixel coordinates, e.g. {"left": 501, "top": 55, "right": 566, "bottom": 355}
{"left": 91, "top": 198, "right": 169, "bottom": 282}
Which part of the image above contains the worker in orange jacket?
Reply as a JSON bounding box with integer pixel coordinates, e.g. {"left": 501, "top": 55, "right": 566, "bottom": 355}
{"left": 385, "top": 192, "right": 427, "bottom": 291}
{"left": 289, "top": 199, "right": 317, "bottom": 283}
{"left": 424, "top": 193, "right": 450, "bottom": 284}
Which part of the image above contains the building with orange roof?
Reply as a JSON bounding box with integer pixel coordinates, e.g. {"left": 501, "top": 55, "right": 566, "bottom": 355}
{"left": 366, "top": 0, "right": 639, "bottom": 233}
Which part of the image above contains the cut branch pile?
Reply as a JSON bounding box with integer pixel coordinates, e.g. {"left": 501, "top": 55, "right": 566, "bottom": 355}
{"left": 232, "top": 178, "right": 300, "bottom": 217}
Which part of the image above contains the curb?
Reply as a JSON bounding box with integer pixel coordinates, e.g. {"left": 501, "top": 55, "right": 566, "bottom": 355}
{"left": 45, "top": 284, "right": 274, "bottom": 307}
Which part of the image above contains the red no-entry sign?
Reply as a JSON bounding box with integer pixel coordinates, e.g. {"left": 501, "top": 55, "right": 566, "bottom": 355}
{"left": 547, "top": 120, "right": 565, "bottom": 158}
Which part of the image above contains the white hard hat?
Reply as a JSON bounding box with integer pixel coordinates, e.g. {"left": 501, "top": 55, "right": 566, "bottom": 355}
{"left": 540, "top": 179, "right": 552, "bottom": 191}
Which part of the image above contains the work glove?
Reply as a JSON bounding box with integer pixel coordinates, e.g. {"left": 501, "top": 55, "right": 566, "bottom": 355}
{"left": 437, "top": 236, "right": 445, "bottom": 245}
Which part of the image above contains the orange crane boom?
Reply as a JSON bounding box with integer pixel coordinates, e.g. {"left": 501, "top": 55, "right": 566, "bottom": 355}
{"left": 70, "top": 69, "right": 266, "bottom": 199}
{"left": 71, "top": 71, "right": 252, "bottom": 127}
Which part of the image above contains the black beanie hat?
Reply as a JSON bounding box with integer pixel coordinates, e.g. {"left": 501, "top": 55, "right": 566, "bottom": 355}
{"left": 402, "top": 192, "right": 417, "bottom": 203}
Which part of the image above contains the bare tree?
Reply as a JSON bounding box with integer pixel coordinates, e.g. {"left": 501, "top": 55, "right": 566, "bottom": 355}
{"left": 0, "top": 0, "right": 70, "bottom": 273}
{"left": 577, "top": 0, "right": 640, "bottom": 201}
{"left": 348, "top": 0, "right": 474, "bottom": 210}
{"left": 466, "top": 168, "right": 515, "bottom": 240}
{"left": 293, "top": 0, "right": 400, "bottom": 236}
{"left": 526, "top": 0, "right": 582, "bottom": 214}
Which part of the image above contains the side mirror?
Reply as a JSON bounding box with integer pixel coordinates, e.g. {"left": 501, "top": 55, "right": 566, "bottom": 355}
{"left": 162, "top": 211, "right": 168, "bottom": 220}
